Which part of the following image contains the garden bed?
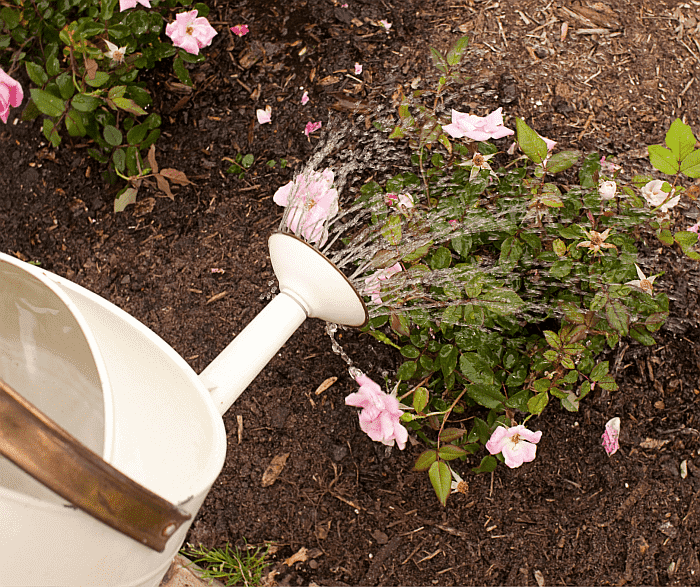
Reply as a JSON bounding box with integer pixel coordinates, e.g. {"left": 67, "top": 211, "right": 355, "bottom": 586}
{"left": 2, "top": 0, "right": 700, "bottom": 584}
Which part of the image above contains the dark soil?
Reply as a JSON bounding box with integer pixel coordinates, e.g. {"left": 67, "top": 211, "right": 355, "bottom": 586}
{"left": 3, "top": 0, "right": 700, "bottom": 585}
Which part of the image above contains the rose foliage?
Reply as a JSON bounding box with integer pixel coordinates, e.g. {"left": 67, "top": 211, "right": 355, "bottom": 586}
{"left": 342, "top": 37, "right": 700, "bottom": 505}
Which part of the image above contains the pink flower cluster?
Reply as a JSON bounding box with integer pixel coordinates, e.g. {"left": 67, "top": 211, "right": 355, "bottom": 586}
{"left": 273, "top": 169, "right": 339, "bottom": 246}
{"left": 345, "top": 375, "right": 408, "bottom": 450}
{"left": 0, "top": 68, "right": 23, "bottom": 124}
{"left": 165, "top": 10, "right": 217, "bottom": 55}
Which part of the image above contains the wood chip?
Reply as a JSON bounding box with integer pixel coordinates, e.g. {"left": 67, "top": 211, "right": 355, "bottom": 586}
{"left": 315, "top": 376, "right": 337, "bottom": 395}
{"left": 261, "top": 452, "right": 290, "bottom": 487}
{"left": 205, "top": 291, "right": 229, "bottom": 305}
{"left": 318, "top": 75, "right": 341, "bottom": 86}
{"left": 284, "top": 546, "right": 308, "bottom": 566}
{"left": 639, "top": 438, "right": 670, "bottom": 449}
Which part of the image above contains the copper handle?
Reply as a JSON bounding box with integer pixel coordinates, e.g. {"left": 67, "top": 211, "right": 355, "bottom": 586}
{"left": 0, "top": 377, "right": 190, "bottom": 552}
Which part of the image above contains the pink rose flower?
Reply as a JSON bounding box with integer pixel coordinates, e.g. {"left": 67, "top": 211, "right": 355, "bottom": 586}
{"left": 119, "top": 0, "right": 151, "bottom": 11}
{"left": 0, "top": 67, "right": 23, "bottom": 124}
{"left": 230, "top": 24, "right": 249, "bottom": 36}
{"left": 273, "top": 169, "right": 339, "bottom": 246}
{"left": 166, "top": 10, "right": 217, "bottom": 55}
{"left": 345, "top": 375, "right": 408, "bottom": 450}
{"left": 601, "top": 417, "right": 620, "bottom": 456}
{"left": 385, "top": 192, "right": 414, "bottom": 214}
{"left": 641, "top": 179, "right": 680, "bottom": 213}
{"left": 304, "top": 120, "right": 322, "bottom": 136}
{"left": 486, "top": 424, "right": 542, "bottom": 468}
{"left": 442, "top": 107, "right": 515, "bottom": 142}
{"left": 599, "top": 180, "right": 617, "bottom": 200}
{"left": 363, "top": 262, "right": 402, "bottom": 304}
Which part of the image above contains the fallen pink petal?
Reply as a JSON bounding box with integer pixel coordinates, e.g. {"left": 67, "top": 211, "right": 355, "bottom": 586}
{"left": 380, "top": 19, "right": 392, "bottom": 30}
{"left": 257, "top": 106, "right": 272, "bottom": 124}
{"left": 345, "top": 374, "right": 408, "bottom": 450}
{"left": 486, "top": 424, "right": 542, "bottom": 468}
{"left": 689, "top": 222, "right": 700, "bottom": 234}
{"left": 602, "top": 417, "right": 620, "bottom": 456}
{"left": 301, "top": 91, "right": 309, "bottom": 105}
{"left": 355, "top": 62, "right": 363, "bottom": 75}
{"left": 230, "top": 24, "right": 249, "bottom": 36}
{"left": 304, "top": 121, "right": 322, "bottom": 136}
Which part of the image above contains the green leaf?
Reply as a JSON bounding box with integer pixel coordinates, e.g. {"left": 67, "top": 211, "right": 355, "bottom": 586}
{"left": 64, "top": 108, "right": 86, "bottom": 137}
{"left": 55, "top": 72, "right": 74, "bottom": 100}
{"left": 30, "top": 88, "right": 66, "bottom": 117}
{"left": 499, "top": 237, "right": 523, "bottom": 273}
{"left": 470, "top": 418, "right": 492, "bottom": 444}
{"left": 382, "top": 215, "right": 402, "bottom": 246}
{"left": 478, "top": 288, "right": 524, "bottom": 315}
{"left": 504, "top": 389, "right": 531, "bottom": 412}
{"left": 112, "top": 147, "right": 126, "bottom": 172}
{"left": 460, "top": 353, "right": 495, "bottom": 385}
{"left": 472, "top": 455, "right": 497, "bottom": 474}
{"left": 414, "top": 450, "right": 438, "bottom": 471}
{"left": 173, "top": 55, "right": 192, "bottom": 86}
{"left": 516, "top": 118, "right": 548, "bottom": 164}
{"left": 467, "top": 383, "right": 505, "bottom": 409}
{"left": 543, "top": 330, "right": 561, "bottom": 350}
{"left": 553, "top": 239, "right": 567, "bottom": 257}
{"left": 401, "top": 344, "right": 421, "bottom": 359}
{"left": 438, "top": 444, "right": 468, "bottom": 461}
{"left": 648, "top": 144, "right": 679, "bottom": 175}
{"left": 527, "top": 392, "right": 549, "bottom": 415}
{"left": 126, "top": 123, "right": 148, "bottom": 145}
{"left": 545, "top": 150, "right": 581, "bottom": 174}
{"left": 85, "top": 71, "right": 111, "bottom": 88}
{"left": 0, "top": 7, "right": 20, "bottom": 29}
{"left": 445, "top": 35, "right": 469, "bottom": 66}
{"left": 665, "top": 118, "right": 697, "bottom": 161}
{"left": 532, "top": 378, "right": 551, "bottom": 393}
{"left": 26, "top": 62, "right": 48, "bottom": 86}
{"left": 605, "top": 300, "right": 629, "bottom": 336}
{"left": 439, "top": 344, "right": 458, "bottom": 378}
{"left": 413, "top": 386, "right": 429, "bottom": 413}
{"left": 428, "top": 461, "right": 451, "bottom": 506}
{"left": 680, "top": 149, "right": 700, "bottom": 178}
{"left": 430, "top": 246, "right": 452, "bottom": 270}
{"left": 72, "top": 93, "right": 101, "bottom": 112}
{"left": 397, "top": 360, "right": 417, "bottom": 381}
{"left": 114, "top": 187, "right": 138, "bottom": 212}
{"left": 657, "top": 228, "right": 674, "bottom": 245}
{"left": 429, "top": 47, "right": 448, "bottom": 73}
{"left": 42, "top": 118, "right": 61, "bottom": 147}
{"left": 113, "top": 97, "right": 147, "bottom": 116}
{"left": 590, "top": 361, "right": 609, "bottom": 382}
{"left": 440, "top": 428, "right": 466, "bottom": 443}
{"left": 103, "top": 125, "right": 123, "bottom": 147}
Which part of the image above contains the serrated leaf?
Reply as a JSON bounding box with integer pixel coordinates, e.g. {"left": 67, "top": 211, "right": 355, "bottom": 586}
{"left": 504, "top": 389, "right": 531, "bottom": 412}
{"left": 25, "top": 62, "right": 48, "bottom": 86}
{"left": 429, "top": 47, "right": 448, "bottom": 73}
{"left": 446, "top": 35, "right": 470, "bottom": 66}
{"left": 114, "top": 187, "right": 138, "bottom": 212}
{"left": 440, "top": 428, "right": 466, "bottom": 443}
{"left": 544, "top": 330, "right": 561, "bottom": 349}
{"left": 439, "top": 344, "right": 458, "bottom": 378}
{"left": 516, "top": 118, "right": 548, "bottom": 164}
{"left": 72, "top": 93, "right": 101, "bottom": 112}
{"left": 85, "top": 71, "right": 110, "bottom": 88}
{"left": 533, "top": 378, "right": 551, "bottom": 393}
{"left": 680, "top": 149, "right": 700, "bottom": 178}
{"left": 605, "top": 300, "right": 629, "bottom": 336}
{"left": 499, "top": 237, "right": 523, "bottom": 273}
{"left": 382, "top": 214, "right": 403, "bottom": 246}
{"left": 590, "top": 361, "right": 609, "bottom": 382}
{"left": 414, "top": 449, "right": 438, "bottom": 471}
{"left": 466, "top": 383, "right": 505, "bottom": 409}
{"left": 389, "top": 126, "right": 405, "bottom": 139}
{"left": 527, "top": 392, "right": 549, "bottom": 415}
{"left": 428, "top": 461, "right": 451, "bottom": 506}
{"left": 113, "top": 96, "right": 147, "bottom": 116}
{"left": 648, "top": 144, "right": 679, "bottom": 175}
{"left": 545, "top": 150, "right": 581, "bottom": 174}
{"left": 478, "top": 288, "right": 524, "bottom": 315}
{"left": 397, "top": 360, "right": 417, "bottom": 381}
{"left": 460, "top": 353, "right": 495, "bottom": 385}
{"left": 103, "top": 125, "right": 123, "bottom": 147}
{"left": 438, "top": 444, "right": 468, "bottom": 460}
{"left": 665, "top": 118, "right": 697, "bottom": 161}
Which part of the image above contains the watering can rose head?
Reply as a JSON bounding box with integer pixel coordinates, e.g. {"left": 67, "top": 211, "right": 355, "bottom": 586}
{"left": 345, "top": 375, "right": 408, "bottom": 450}
{"left": 273, "top": 169, "right": 339, "bottom": 246}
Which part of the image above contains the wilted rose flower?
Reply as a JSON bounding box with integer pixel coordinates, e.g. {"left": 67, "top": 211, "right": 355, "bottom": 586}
{"left": 0, "top": 67, "right": 23, "bottom": 124}
{"left": 166, "top": 10, "right": 217, "bottom": 55}
{"left": 486, "top": 424, "right": 542, "bottom": 468}
{"left": 625, "top": 264, "right": 658, "bottom": 295}
{"left": 363, "top": 262, "right": 402, "bottom": 304}
{"left": 442, "top": 107, "right": 514, "bottom": 142}
{"left": 119, "top": 0, "right": 150, "bottom": 11}
{"left": 601, "top": 417, "right": 620, "bottom": 456}
{"left": 345, "top": 374, "right": 408, "bottom": 449}
{"left": 599, "top": 180, "right": 617, "bottom": 200}
{"left": 104, "top": 40, "right": 127, "bottom": 65}
{"left": 641, "top": 179, "right": 680, "bottom": 213}
{"left": 273, "top": 169, "right": 339, "bottom": 245}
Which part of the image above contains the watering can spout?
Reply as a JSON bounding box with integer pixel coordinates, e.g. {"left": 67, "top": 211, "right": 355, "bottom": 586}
{"left": 199, "top": 233, "right": 368, "bottom": 416}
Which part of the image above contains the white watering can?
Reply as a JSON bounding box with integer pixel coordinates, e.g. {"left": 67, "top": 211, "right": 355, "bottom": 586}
{"left": 0, "top": 233, "right": 367, "bottom": 587}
